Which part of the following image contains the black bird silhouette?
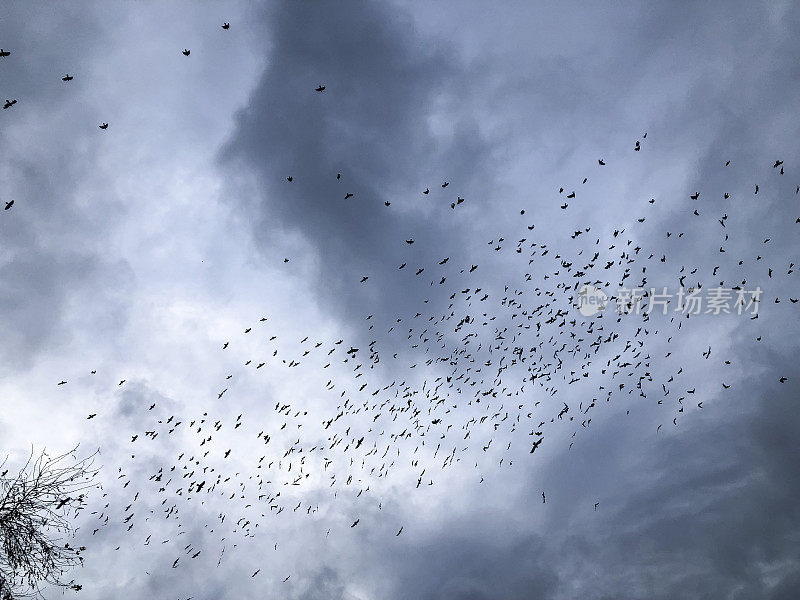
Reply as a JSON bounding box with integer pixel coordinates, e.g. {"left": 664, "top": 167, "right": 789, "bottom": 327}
{"left": 99, "top": 123, "right": 108, "bottom": 129}
{"left": 61, "top": 74, "right": 73, "bottom": 81}
{"left": 58, "top": 380, "right": 67, "bottom": 386}
{"left": 3, "top": 99, "right": 17, "bottom": 109}
{"left": 344, "top": 193, "right": 354, "bottom": 199}
{"left": 598, "top": 159, "right": 605, "bottom": 165}
{"left": 0, "top": 49, "right": 10, "bottom": 57}
{"left": 286, "top": 176, "right": 293, "bottom": 181}
{"left": 405, "top": 239, "right": 414, "bottom": 244}
{"left": 4, "top": 200, "right": 13, "bottom": 210}
{"left": 442, "top": 181, "right": 449, "bottom": 188}
{"left": 351, "top": 519, "right": 359, "bottom": 527}
{"left": 182, "top": 49, "right": 190, "bottom": 56}
{"left": 423, "top": 188, "right": 429, "bottom": 194}
{"left": 222, "top": 22, "right": 230, "bottom": 29}
{"left": 315, "top": 85, "right": 326, "bottom": 92}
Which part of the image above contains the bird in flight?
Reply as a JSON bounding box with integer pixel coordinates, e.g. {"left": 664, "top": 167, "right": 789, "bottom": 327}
{"left": 3, "top": 99, "right": 17, "bottom": 109}
{"left": 222, "top": 22, "right": 230, "bottom": 29}
{"left": 0, "top": 49, "right": 9, "bottom": 57}
{"left": 4, "top": 200, "right": 13, "bottom": 210}
{"left": 315, "top": 85, "right": 326, "bottom": 92}
{"left": 99, "top": 123, "right": 108, "bottom": 129}
{"left": 62, "top": 74, "right": 73, "bottom": 81}
{"left": 182, "top": 49, "right": 190, "bottom": 56}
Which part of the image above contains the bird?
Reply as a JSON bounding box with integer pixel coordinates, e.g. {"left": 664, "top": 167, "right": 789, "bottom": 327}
{"left": 598, "top": 159, "right": 605, "bottom": 165}
{"left": 3, "top": 99, "right": 17, "bottom": 109}
{"left": 61, "top": 74, "right": 73, "bottom": 81}
{"left": 423, "top": 188, "right": 429, "bottom": 195}
{"left": 58, "top": 381, "right": 67, "bottom": 386}
{"left": 4, "top": 200, "right": 13, "bottom": 210}
{"left": 344, "top": 193, "right": 354, "bottom": 199}
{"left": 87, "top": 414, "right": 96, "bottom": 420}
{"left": 360, "top": 276, "right": 368, "bottom": 283}
{"left": 405, "top": 239, "right": 414, "bottom": 244}
{"left": 542, "top": 492, "right": 546, "bottom": 503}
{"left": 351, "top": 519, "right": 359, "bottom": 527}
{"left": 315, "top": 85, "right": 326, "bottom": 92}
{"left": 442, "top": 181, "right": 449, "bottom": 188}
{"left": 99, "top": 123, "right": 108, "bottom": 129}
{"left": 0, "top": 49, "right": 10, "bottom": 58}
{"left": 182, "top": 49, "right": 190, "bottom": 56}
{"left": 222, "top": 22, "right": 230, "bottom": 29}
{"left": 594, "top": 502, "right": 599, "bottom": 510}
{"left": 396, "top": 526, "right": 403, "bottom": 536}
{"left": 780, "top": 377, "right": 788, "bottom": 383}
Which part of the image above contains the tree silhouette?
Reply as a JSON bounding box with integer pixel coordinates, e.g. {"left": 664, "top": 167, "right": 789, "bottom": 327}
{"left": 0, "top": 447, "right": 99, "bottom": 599}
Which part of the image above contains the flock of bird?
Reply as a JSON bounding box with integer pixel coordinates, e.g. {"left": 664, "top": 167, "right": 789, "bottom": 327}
{"left": 2, "top": 19, "right": 797, "bottom": 594}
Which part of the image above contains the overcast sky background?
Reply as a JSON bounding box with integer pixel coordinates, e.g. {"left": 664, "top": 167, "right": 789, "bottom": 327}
{"left": 1, "top": 1, "right": 799, "bottom": 599}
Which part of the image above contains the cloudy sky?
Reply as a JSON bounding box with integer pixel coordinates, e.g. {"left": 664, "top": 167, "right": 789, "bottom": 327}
{"left": 1, "top": 1, "right": 799, "bottom": 598}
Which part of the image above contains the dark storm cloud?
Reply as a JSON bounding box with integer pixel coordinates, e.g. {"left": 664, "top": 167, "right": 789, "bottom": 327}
{"left": 220, "top": 2, "right": 800, "bottom": 599}
{"left": 221, "top": 0, "right": 496, "bottom": 332}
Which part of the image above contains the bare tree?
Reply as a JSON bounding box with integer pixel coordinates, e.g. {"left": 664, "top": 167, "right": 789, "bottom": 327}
{"left": 0, "top": 447, "right": 99, "bottom": 599}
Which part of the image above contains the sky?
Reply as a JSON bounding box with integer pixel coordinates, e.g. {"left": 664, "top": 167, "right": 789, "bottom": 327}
{"left": 1, "top": 1, "right": 799, "bottom": 599}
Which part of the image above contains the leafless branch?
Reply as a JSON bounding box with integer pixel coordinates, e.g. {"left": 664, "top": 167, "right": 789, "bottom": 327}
{"left": 0, "top": 446, "right": 100, "bottom": 599}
